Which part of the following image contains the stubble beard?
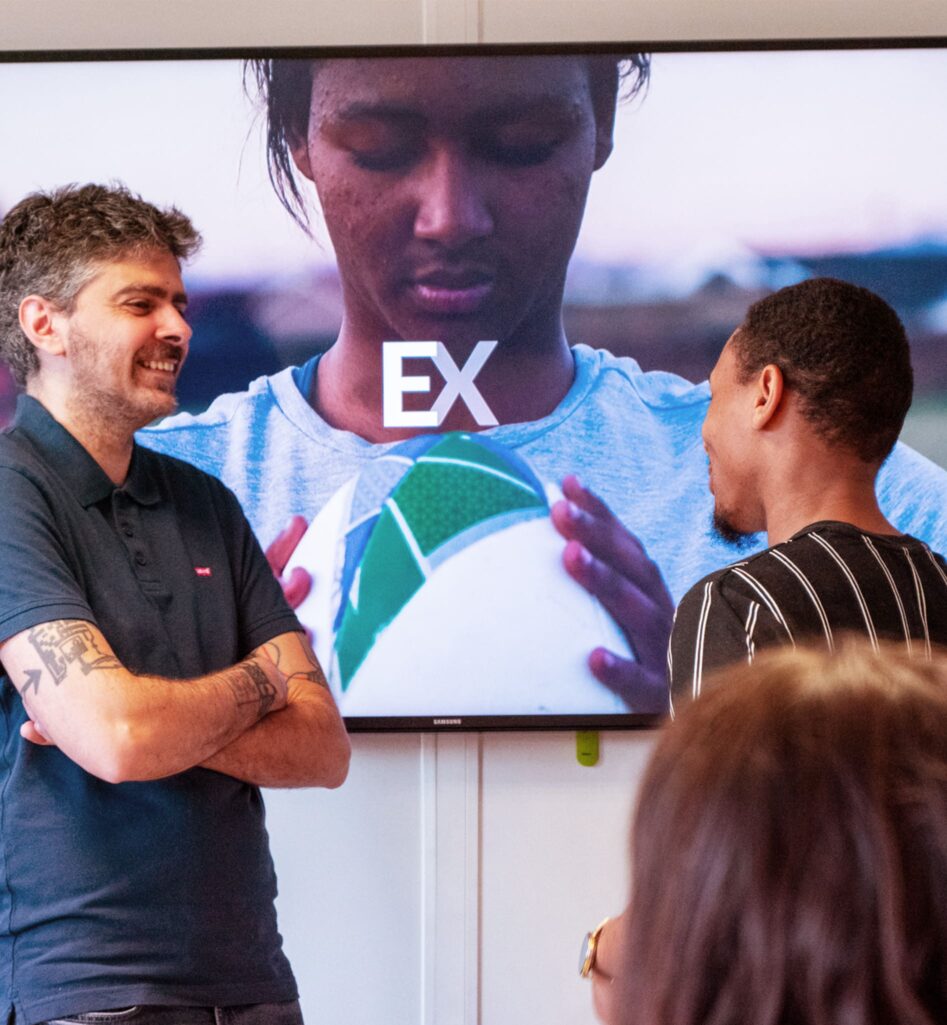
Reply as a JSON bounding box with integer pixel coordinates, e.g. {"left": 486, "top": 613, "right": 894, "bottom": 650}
{"left": 68, "top": 325, "right": 179, "bottom": 442}
{"left": 711, "top": 505, "right": 760, "bottom": 552}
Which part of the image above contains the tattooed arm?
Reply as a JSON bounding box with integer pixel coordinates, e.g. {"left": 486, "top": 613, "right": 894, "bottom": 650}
{"left": 0, "top": 619, "right": 288, "bottom": 783}
{"left": 199, "top": 631, "right": 351, "bottom": 789}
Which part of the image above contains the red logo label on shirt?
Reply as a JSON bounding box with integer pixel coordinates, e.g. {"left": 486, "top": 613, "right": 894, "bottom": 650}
{"left": 194, "top": 566, "right": 212, "bottom": 577}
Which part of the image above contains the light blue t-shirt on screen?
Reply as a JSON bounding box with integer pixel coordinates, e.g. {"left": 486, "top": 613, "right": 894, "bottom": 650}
{"left": 139, "top": 344, "right": 947, "bottom": 604}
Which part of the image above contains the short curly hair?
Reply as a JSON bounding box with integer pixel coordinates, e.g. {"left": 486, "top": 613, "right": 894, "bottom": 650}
{"left": 731, "top": 277, "right": 912, "bottom": 465}
{"left": 0, "top": 183, "right": 202, "bottom": 387}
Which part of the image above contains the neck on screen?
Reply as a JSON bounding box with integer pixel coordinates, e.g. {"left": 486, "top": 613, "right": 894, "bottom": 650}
{"left": 311, "top": 319, "right": 575, "bottom": 443}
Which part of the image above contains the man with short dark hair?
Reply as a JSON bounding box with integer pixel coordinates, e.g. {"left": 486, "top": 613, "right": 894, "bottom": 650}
{"left": 669, "top": 277, "right": 947, "bottom": 701}
{"left": 0, "top": 183, "right": 350, "bottom": 1025}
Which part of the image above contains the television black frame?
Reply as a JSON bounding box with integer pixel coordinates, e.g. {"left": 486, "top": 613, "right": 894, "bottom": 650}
{"left": 2, "top": 34, "right": 945, "bottom": 732}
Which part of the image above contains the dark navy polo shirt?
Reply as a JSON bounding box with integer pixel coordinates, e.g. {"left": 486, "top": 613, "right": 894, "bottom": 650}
{"left": 0, "top": 396, "right": 302, "bottom": 1025}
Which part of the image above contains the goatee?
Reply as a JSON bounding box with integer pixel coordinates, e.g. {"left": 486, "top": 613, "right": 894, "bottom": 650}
{"left": 711, "top": 510, "right": 759, "bottom": 551}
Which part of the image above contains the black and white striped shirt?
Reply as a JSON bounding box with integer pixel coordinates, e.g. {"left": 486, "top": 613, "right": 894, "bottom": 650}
{"left": 669, "top": 521, "right": 947, "bottom": 703}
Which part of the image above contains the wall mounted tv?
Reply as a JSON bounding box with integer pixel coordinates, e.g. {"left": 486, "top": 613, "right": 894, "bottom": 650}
{"left": 2, "top": 40, "right": 946, "bottom": 730}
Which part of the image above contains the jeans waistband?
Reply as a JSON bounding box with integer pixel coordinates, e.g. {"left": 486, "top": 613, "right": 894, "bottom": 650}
{"left": 35, "top": 1000, "right": 302, "bottom": 1025}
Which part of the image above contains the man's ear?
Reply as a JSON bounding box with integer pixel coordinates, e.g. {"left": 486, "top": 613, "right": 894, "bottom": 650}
{"left": 289, "top": 134, "right": 315, "bottom": 182}
{"left": 752, "top": 364, "right": 784, "bottom": 430}
{"left": 592, "top": 98, "right": 616, "bottom": 171}
{"left": 18, "top": 295, "right": 67, "bottom": 358}
{"left": 590, "top": 67, "right": 618, "bottom": 171}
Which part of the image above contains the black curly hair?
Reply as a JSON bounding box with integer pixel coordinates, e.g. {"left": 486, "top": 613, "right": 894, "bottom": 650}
{"left": 732, "top": 277, "right": 913, "bottom": 464}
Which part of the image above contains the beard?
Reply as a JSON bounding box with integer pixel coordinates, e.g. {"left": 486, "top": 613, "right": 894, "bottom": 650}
{"left": 67, "top": 324, "right": 179, "bottom": 438}
{"left": 711, "top": 507, "right": 760, "bottom": 552}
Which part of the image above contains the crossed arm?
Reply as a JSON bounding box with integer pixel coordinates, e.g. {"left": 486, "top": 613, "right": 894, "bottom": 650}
{"left": 1, "top": 619, "right": 349, "bottom": 788}
{"left": 200, "top": 629, "right": 351, "bottom": 788}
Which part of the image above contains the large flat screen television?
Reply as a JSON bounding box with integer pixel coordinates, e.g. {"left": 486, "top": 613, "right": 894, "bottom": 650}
{"left": 2, "top": 40, "right": 946, "bottom": 730}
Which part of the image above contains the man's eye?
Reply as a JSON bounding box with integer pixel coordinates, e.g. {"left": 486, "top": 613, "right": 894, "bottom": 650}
{"left": 477, "top": 120, "right": 573, "bottom": 169}
{"left": 485, "top": 142, "right": 557, "bottom": 166}
{"left": 329, "top": 121, "right": 423, "bottom": 173}
{"left": 126, "top": 300, "right": 152, "bottom": 313}
{"left": 351, "top": 143, "right": 421, "bottom": 172}
{"left": 476, "top": 127, "right": 564, "bottom": 167}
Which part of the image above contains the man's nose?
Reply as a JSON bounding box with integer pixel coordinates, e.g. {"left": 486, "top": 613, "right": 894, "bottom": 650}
{"left": 156, "top": 305, "right": 192, "bottom": 346}
{"left": 413, "top": 148, "right": 493, "bottom": 247}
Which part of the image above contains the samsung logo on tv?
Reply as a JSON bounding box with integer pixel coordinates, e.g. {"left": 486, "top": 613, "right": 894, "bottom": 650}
{"left": 433, "top": 718, "right": 463, "bottom": 726}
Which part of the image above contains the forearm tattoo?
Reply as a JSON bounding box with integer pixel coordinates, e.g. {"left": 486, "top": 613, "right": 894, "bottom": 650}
{"left": 21, "top": 621, "right": 121, "bottom": 695}
{"left": 261, "top": 637, "right": 329, "bottom": 691}
{"left": 229, "top": 660, "right": 279, "bottom": 719}
{"left": 289, "top": 667, "right": 330, "bottom": 690}
{"left": 293, "top": 637, "right": 330, "bottom": 690}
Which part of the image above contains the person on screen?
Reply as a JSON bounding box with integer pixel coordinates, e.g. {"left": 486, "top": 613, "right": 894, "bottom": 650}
{"left": 584, "top": 642, "right": 947, "bottom": 1025}
{"left": 0, "top": 183, "right": 349, "bottom": 1025}
{"left": 668, "top": 278, "right": 947, "bottom": 701}
{"left": 137, "top": 54, "right": 947, "bottom": 712}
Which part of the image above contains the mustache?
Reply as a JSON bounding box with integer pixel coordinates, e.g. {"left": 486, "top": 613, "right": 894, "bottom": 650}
{"left": 136, "top": 344, "right": 185, "bottom": 363}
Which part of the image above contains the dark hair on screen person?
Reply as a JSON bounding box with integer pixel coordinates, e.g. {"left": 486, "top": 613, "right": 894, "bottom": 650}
{"left": 588, "top": 642, "right": 947, "bottom": 1025}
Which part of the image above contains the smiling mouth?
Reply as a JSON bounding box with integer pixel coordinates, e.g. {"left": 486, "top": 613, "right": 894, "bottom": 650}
{"left": 136, "top": 358, "right": 181, "bottom": 393}
{"left": 138, "top": 359, "right": 179, "bottom": 374}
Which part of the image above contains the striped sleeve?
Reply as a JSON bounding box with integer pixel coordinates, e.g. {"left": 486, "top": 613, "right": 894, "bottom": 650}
{"left": 669, "top": 570, "right": 775, "bottom": 703}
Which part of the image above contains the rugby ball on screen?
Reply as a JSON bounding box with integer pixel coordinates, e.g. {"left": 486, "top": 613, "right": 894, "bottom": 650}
{"left": 285, "top": 432, "right": 631, "bottom": 717}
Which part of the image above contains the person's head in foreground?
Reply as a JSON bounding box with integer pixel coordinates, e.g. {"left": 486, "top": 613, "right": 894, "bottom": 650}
{"left": 613, "top": 641, "right": 947, "bottom": 1025}
{"left": 703, "top": 276, "right": 912, "bottom": 546}
{"left": 0, "top": 182, "right": 200, "bottom": 436}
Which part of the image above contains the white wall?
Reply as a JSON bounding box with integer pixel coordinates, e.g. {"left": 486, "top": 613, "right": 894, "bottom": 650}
{"left": 5, "top": 4, "right": 947, "bottom": 1024}
{"left": 5, "top": 0, "right": 947, "bottom": 48}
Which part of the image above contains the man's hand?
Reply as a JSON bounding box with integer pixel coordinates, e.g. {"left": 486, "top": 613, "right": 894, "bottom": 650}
{"left": 265, "top": 515, "right": 312, "bottom": 610}
{"left": 551, "top": 476, "right": 673, "bottom": 713}
{"left": 20, "top": 715, "right": 54, "bottom": 747}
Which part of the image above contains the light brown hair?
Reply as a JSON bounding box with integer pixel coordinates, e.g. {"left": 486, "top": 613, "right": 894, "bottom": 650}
{"left": 618, "top": 642, "right": 947, "bottom": 1025}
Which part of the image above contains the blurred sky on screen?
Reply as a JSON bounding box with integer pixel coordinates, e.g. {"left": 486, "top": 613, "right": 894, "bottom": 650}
{"left": 2, "top": 48, "right": 947, "bottom": 284}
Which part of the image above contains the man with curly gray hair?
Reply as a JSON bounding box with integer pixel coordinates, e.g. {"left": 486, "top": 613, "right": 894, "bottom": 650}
{"left": 0, "top": 183, "right": 200, "bottom": 392}
{"left": 0, "top": 183, "right": 349, "bottom": 1025}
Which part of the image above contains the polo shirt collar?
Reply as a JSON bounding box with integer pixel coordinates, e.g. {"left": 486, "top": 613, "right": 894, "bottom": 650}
{"left": 12, "top": 394, "right": 160, "bottom": 508}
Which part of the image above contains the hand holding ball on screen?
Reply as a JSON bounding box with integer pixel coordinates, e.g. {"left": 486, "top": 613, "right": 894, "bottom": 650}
{"left": 551, "top": 476, "right": 674, "bottom": 714}
{"left": 284, "top": 433, "right": 653, "bottom": 717}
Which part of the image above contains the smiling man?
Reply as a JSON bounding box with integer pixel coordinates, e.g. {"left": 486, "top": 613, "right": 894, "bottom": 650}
{"left": 667, "top": 277, "right": 947, "bottom": 702}
{"left": 0, "top": 184, "right": 349, "bottom": 1025}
